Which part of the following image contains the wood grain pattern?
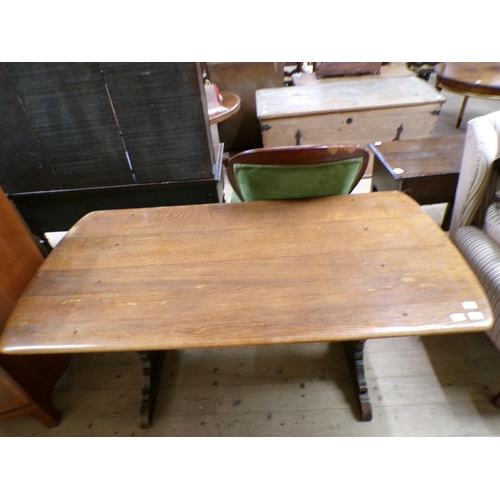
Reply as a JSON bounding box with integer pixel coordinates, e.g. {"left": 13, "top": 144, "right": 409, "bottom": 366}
{"left": 256, "top": 77, "right": 445, "bottom": 119}
{"left": 259, "top": 104, "right": 443, "bottom": 148}
{"left": 0, "top": 189, "right": 43, "bottom": 331}
{"left": 369, "top": 135, "right": 465, "bottom": 179}
{"left": 369, "top": 136, "right": 465, "bottom": 218}
{"left": 2, "top": 332, "right": 500, "bottom": 436}
{"left": 0, "top": 186, "right": 70, "bottom": 426}
{"left": 436, "top": 62, "right": 500, "bottom": 98}
{"left": 0, "top": 192, "right": 492, "bottom": 355}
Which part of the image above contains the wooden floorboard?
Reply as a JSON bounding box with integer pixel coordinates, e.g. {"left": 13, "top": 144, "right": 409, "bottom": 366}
{"left": 1, "top": 332, "right": 500, "bottom": 436}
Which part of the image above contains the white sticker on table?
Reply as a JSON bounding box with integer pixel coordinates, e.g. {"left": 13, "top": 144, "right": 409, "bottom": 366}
{"left": 462, "top": 301, "right": 478, "bottom": 310}
{"left": 467, "top": 311, "right": 485, "bottom": 320}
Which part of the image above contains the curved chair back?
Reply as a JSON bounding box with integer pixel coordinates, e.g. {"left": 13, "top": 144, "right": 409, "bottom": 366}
{"left": 226, "top": 145, "right": 369, "bottom": 202}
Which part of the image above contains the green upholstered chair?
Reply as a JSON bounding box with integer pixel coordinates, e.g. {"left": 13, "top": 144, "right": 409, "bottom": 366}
{"left": 226, "top": 145, "right": 369, "bottom": 202}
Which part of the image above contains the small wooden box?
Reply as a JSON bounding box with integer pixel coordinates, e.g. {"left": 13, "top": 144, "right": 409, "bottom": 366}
{"left": 314, "top": 62, "right": 382, "bottom": 78}
{"left": 256, "top": 76, "right": 446, "bottom": 149}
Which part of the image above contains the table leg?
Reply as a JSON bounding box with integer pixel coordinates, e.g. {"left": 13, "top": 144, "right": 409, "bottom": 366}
{"left": 342, "top": 340, "right": 373, "bottom": 421}
{"left": 492, "top": 391, "right": 500, "bottom": 408}
{"left": 138, "top": 351, "right": 164, "bottom": 429}
{"left": 28, "top": 401, "right": 63, "bottom": 428}
{"left": 441, "top": 201, "right": 455, "bottom": 231}
{"left": 456, "top": 95, "right": 469, "bottom": 128}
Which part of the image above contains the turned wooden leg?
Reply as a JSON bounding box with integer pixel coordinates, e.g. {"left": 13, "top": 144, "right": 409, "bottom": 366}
{"left": 456, "top": 95, "right": 469, "bottom": 128}
{"left": 138, "top": 351, "right": 164, "bottom": 429}
{"left": 342, "top": 340, "right": 373, "bottom": 422}
{"left": 29, "top": 403, "right": 62, "bottom": 428}
{"left": 492, "top": 391, "right": 500, "bottom": 408}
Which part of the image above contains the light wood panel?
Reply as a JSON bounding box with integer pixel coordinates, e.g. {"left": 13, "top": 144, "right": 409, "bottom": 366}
{"left": 0, "top": 192, "right": 492, "bottom": 355}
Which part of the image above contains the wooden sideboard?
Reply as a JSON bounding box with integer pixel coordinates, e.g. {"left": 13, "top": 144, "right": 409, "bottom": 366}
{"left": 0, "top": 186, "right": 70, "bottom": 427}
{"left": 0, "top": 62, "right": 222, "bottom": 248}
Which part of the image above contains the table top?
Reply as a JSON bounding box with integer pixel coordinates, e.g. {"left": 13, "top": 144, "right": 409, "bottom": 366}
{"left": 0, "top": 191, "right": 492, "bottom": 355}
{"left": 435, "top": 63, "right": 500, "bottom": 98}
{"left": 368, "top": 135, "right": 465, "bottom": 180}
{"left": 208, "top": 91, "right": 241, "bottom": 125}
{"left": 256, "top": 77, "right": 445, "bottom": 119}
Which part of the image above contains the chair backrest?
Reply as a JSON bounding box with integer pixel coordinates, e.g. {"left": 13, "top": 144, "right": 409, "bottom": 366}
{"left": 0, "top": 186, "right": 43, "bottom": 332}
{"left": 226, "top": 145, "right": 369, "bottom": 202}
{"left": 448, "top": 110, "right": 500, "bottom": 241}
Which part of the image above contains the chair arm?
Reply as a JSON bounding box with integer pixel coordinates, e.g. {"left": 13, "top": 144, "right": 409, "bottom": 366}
{"left": 454, "top": 226, "right": 500, "bottom": 350}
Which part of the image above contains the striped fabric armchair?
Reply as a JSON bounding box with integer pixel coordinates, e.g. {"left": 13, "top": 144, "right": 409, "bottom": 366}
{"left": 448, "top": 109, "right": 500, "bottom": 406}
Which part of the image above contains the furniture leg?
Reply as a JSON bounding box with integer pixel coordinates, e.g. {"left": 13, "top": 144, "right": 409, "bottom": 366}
{"left": 492, "top": 391, "right": 500, "bottom": 408}
{"left": 138, "top": 351, "right": 164, "bottom": 429}
{"left": 29, "top": 402, "right": 62, "bottom": 428}
{"left": 456, "top": 95, "right": 469, "bottom": 128}
{"left": 441, "top": 201, "right": 455, "bottom": 231}
{"left": 342, "top": 340, "right": 373, "bottom": 421}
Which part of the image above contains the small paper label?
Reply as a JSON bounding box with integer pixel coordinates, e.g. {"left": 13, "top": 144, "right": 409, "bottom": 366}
{"left": 450, "top": 313, "right": 467, "bottom": 322}
{"left": 468, "top": 312, "right": 485, "bottom": 320}
{"left": 393, "top": 168, "right": 405, "bottom": 174}
{"left": 462, "top": 301, "right": 478, "bottom": 310}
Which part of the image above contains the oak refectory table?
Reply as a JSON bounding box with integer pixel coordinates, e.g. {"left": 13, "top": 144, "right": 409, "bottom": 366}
{"left": 0, "top": 192, "right": 493, "bottom": 427}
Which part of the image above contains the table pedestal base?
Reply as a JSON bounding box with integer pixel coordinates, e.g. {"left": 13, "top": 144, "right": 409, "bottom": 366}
{"left": 492, "top": 391, "right": 500, "bottom": 409}
{"left": 138, "top": 351, "right": 164, "bottom": 429}
{"left": 342, "top": 340, "right": 373, "bottom": 421}
{"left": 137, "top": 343, "right": 375, "bottom": 428}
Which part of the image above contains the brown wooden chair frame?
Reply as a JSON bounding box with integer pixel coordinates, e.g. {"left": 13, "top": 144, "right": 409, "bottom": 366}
{"left": 226, "top": 145, "right": 369, "bottom": 202}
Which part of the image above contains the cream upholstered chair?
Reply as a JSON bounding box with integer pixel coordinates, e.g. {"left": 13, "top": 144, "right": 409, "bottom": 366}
{"left": 448, "top": 109, "right": 500, "bottom": 406}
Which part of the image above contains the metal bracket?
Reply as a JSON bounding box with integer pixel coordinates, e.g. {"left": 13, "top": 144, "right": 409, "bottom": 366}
{"left": 295, "top": 130, "right": 302, "bottom": 146}
{"left": 393, "top": 123, "right": 404, "bottom": 141}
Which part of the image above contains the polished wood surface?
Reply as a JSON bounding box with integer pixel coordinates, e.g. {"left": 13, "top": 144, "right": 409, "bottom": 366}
{"left": 0, "top": 187, "right": 70, "bottom": 426}
{"left": 0, "top": 192, "right": 44, "bottom": 331}
{"left": 369, "top": 135, "right": 465, "bottom": 180}
{"left": 435, "top": 62, "right": 500, "bottom": 128}
{"left": 1, "top": 191, "right": 492, "bottom": 356}
{"left": 256, "top": 76, "right": 445, "bottom": 150}
{"left": 208, "top": 91, "right": 241, "bottom": 125}
{"left": 369, "top": 136, "right": 465, "bottom": 230}
{"left": 436, "top": 62, "right": 500, "bottom": 98}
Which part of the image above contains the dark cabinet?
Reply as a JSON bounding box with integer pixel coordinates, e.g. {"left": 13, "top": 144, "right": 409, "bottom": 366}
{"left": 0, "top": 62, "right": 222, "bottom": 246}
